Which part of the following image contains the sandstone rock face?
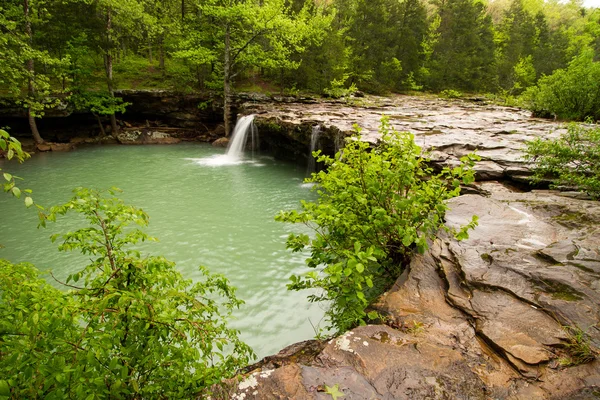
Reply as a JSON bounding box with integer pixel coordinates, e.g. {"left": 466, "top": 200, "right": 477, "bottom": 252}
{"left": 228, "top": 183, "right": 600, "bottom": 399}
{"left": 245, "top": 95, "right": 568, "bottom": 183}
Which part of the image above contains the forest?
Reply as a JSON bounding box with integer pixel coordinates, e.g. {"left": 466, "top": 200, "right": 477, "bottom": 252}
{"left": 2, "top": 0, "right": 600, "bottom": 398}
{"left": 1, "top": 0, "right": 600, "bottom": 142}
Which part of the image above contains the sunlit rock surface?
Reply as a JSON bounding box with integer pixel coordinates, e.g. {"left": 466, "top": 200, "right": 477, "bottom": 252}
{"left": 246, "top": 95, "right": 568, "bottom": 183}
{"left": 225, "top": 183, "right": 600, "bottom": 399}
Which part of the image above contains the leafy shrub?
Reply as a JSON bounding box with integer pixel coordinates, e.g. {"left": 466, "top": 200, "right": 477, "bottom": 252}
{"left": 323, "top": 76, "right": 358, "bottom": 99}
{"left": 0, "top": 188, "right": 254, "bottom": 398}
{"left": 521, "top": 50, "right": 600, "bottom": 121}
{"left": 276, "top": 119, "right": 479, "bottom": 333}
{"left": 524, "top": 123, "right": 600, "bottom": 199}
{"left": 440, "top": 89, "right": 463, "bottom": 99}
{"left": 0, "top": 129, "right": 34, "bottom": 208}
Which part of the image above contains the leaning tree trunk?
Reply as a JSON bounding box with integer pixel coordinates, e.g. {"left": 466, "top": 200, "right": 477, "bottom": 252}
{"left": 93, "top": 113, "right": 107, "bottom": 137}
{"left": 23, "top": 0, "right": 44, "bottom": 144}
{"left": 223, "top": 23, "right": 232, "bottom": 137}
{"left": 105, "top": 8, "right": 119, "bottom": 136}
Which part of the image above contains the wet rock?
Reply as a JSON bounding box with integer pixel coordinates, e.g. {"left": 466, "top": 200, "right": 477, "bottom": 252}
{"left": 36, "top": 142, "right": 74, "bottom": 152}
{"left": 36, "top": 143, "right": 51, "bottom": 152}
{"left": 50, "top": 143, "right": 75, "bottom": 152}
{"left": 116, "top": 129, "right": 181, "bottom": 145}
{"left": 212, "top": 137, "right": 229, "bottom": 147}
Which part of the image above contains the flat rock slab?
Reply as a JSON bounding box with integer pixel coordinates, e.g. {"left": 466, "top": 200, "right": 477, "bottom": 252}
{"left": 245, "top": 95, "right": 569, "bottom": 181}
{"left": 228, "top": 182, "right": 600, "bottom": 399}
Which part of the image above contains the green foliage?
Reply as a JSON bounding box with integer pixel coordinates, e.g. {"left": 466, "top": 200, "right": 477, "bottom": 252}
{"left": 440, "top": 89, "right": 463, "bottom": 99}
{"left": 522, "top": 50, "right": 600, "bottom": 121}
{"left": 0, "top": 188, "right": 254, "bottom": 398}
{"left": 324, "top": 383, "right": 345, "bottom": 399}
{"left": 70, "top": 91, "right": 130, "bottom": 117}
{"left": 323, "top": 76, "right": 358, "bottom": 99}
{"left": 524, "top": 123, "right": 600, "bottom": 199}
{"left": 276, "top": 119, "right": 479, "bottom": 333}
{"left": 559, "top": 326, "right": 597, "bottom": 366}
{"left": 427, "top": 0, "right": 496, "bottom": 92}
{"left": 0, "top": 130, "right": 34, "bottom": 208}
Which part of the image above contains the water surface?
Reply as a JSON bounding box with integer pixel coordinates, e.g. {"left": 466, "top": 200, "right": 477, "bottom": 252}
{"left": 0, "top": 143, "right": 324, "bottom": 358}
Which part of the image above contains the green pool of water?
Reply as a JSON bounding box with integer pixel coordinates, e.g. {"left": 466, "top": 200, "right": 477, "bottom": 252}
{"left": 0, "top": 143, "right": 324, "bottom": 358}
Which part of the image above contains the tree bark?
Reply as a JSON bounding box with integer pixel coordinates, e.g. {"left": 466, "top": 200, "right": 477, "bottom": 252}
{"left": 23, "top": 0, "right": 44, "bottom": 144}
{"left": 159, "top": 36, "right": 165, "bottom": 70}
{"left": 148, "top": 36, "right": 153, "bottom": 63}
{"left": 94, "top": 114, "right": 106, "bottom": 137}
{"left": 105, "top": 8, "right": 119, "bottom": 136}
{"left": 223, "top": 23, "right": 232, "bottom": 137}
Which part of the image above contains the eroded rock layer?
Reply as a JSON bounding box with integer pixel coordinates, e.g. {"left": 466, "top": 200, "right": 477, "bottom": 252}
{"left": 227, "top": 183, "right": 600, "bottom": 399}
{"left": 245, "top": 95, "right": 569, "bottom": 184}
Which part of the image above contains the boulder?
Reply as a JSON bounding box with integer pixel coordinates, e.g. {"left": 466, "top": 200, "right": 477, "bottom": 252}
{"left": 212, "top": 137, "right": 230, "bottom": 147}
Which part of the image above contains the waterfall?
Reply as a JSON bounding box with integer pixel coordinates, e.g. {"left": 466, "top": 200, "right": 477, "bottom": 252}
{"left": 226, "top": 115, "right": 256, "bottom": 159}
{"left": 306, "top": 125, "right": 321, "bottom": 175}
{"left": 194, "top": 115, "right": 257, "bottom": 166}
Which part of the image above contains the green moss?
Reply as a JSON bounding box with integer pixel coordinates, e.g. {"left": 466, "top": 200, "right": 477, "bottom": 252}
{"left": 569, "top": 262, "right": 594, "bottom": 273}
{"left": 540, "top": 279, "right": 584, "bottom": 301}
{"left": 480, "top": 253, "right": 493, "bottom": 264}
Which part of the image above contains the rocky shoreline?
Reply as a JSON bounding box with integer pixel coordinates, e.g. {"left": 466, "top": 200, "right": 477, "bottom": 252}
{"left": 2, "top": 92, "right": 598, "bottom": 398}
{"left": 225, "top": 183, "right": 600, "bottom": 399}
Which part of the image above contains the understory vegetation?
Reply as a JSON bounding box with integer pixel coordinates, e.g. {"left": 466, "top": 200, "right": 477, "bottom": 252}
{"left": 525, "top": 123, "right": 600, "bottom": 199}
{"left": 1, "top": 0, "right": 600, "bottom": 141}
{"left": 1, "top": 132, "right": 254, "bottom": 398}
{"left": 277, "top": 120, "right": 479, "bottom": 333}
{"left": 0, "top": 188, "right": 254, "bottom": 398}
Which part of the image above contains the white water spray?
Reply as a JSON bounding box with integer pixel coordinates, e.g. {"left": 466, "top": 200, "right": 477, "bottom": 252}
{"left": 194, "top": 115, "right": 257, "bottom": 166}
{"left": 226, "top": 115, "right": 256, "bottom": 159}
{"left": 306, "top": 125, "right": 321, "bottom": 175}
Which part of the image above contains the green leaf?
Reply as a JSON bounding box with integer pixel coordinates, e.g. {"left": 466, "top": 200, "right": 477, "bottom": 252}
{"left": 355, "top": 263, "right": 364, "bottom": 273}
{"left": 3, "top": 172, "right": 11, "bottom": 181}
{"left": 11, "top": 186, "right": 21, "bottom": 198}
{"left": 367, "top": 311, "right": 379, "bottom": 320}
{"left": 24, "top": 196, "right": 33, "bottom": 207}
{"left": 324, "top": 384, "right": 344, "bottom": 400}
{"left": 0, "top": 380, "right": 9, "bottom": 396}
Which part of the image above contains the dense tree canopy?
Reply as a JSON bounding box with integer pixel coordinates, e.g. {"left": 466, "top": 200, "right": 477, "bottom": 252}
{"left": 1, "top": 0, "right": 600, "bottom": 139}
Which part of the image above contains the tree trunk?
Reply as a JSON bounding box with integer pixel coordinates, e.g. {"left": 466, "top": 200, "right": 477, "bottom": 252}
{"left": 105, "top": 8, "right": 119, "bottom": 136}
{"left": 94, "top": 114, "right": 106, "bottom": 137}
{"left": 148, "top": 36, "right": 153, "bottom": 64}
{"left": 223, "top": 23, "right": 232, "bottom": 137}
{"left": 23, "top": 0, "right": 44, "bottom": 144}
{"left": 159, "top": 36, "right": 165, "bottom": 70}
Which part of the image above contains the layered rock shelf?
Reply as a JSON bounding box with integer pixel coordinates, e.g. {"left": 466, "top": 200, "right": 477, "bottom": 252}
{"left": 244, "top": 95, "right": 568, "bottom": 185}
{"left": 224, "top": 95, "right": 600, "bottom": 399}
{"left": 227, "top": 183, "right": 600, "bottom": 399}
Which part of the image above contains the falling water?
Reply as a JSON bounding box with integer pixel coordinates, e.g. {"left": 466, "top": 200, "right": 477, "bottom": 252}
{"left": 306, "top": 125, "right": 321, "bottom": 175}
{"left": 226, "top": 114, "right": 256, "bottom": 159}
{"left": 195, "top": 115, "right": 256, "bottom": 166}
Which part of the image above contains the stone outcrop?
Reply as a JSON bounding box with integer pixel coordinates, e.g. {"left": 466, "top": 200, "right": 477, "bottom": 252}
{"left": 244, "top": 95, "right": 568, "bottom": 185}
{"left": 116, "top": 128, "right": 183, "bottom": 145}
{"left": 227, "top": 183, "right": 600, "bottom": 399}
